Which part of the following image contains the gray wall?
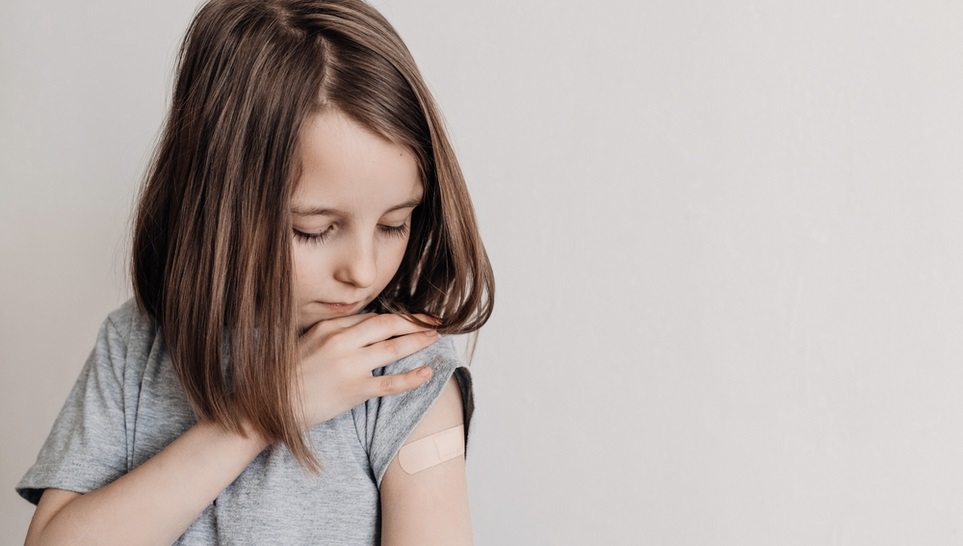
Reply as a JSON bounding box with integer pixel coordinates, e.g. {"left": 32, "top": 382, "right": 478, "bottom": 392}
{"left": 3, "top": 1, "right": 963, "bottom": 544}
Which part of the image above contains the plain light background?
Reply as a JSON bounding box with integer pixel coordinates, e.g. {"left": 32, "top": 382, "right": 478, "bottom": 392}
{"left": 3, "top": 0, "right": 963, "bottom": 544}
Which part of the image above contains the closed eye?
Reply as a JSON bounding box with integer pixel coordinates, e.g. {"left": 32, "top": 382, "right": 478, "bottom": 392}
{"left": 379, "top": 223, "right": 410, "bottom": 238}
{"left": 293, "top": 227, "right": 333, "bottom": 245}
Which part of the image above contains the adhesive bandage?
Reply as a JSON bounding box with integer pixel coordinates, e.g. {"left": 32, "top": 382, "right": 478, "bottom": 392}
{"left": 398, "top": 424, "right": 465, "bottom": 474}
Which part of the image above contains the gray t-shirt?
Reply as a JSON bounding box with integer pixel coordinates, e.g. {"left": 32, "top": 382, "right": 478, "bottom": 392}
{"left": 17, "top": 299, "right": 472, "bottom": 545}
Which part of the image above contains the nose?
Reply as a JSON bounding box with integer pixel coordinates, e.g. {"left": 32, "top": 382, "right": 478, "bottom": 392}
{"left": 333, "top": 235, "right": 378, "bottom": 289}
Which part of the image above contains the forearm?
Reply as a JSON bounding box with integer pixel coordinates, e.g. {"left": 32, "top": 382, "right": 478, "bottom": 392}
{"left": 27, "top": 419, "right": 269, "bottom": 546}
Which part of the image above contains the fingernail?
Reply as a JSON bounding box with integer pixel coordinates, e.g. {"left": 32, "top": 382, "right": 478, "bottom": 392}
{"left": 426, "top": 329, "right": 439, "bottom": 336}
{"left": 418, "top": 366, "right": 432, "bottom": 378}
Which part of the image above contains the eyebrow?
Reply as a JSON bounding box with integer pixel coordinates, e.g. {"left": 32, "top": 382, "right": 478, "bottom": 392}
{"left": 291, "top": 196, "right": 423, "bottom": 217}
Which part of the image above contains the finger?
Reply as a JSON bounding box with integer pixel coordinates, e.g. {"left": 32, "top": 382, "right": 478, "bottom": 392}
{"left": 303, "top": 312, "right": 378, "bottom": 337}
{"left": 349, "top": 313, "right": 438, "bottom": 347}
{"left": 359, "top": 312, "right": 438, "bottom": 329}
{"left": 366, "top": 365, "right": 434, "bottom": 398}
{"left": 362, "top": 329, "right": 439, "bottom": 368}
{"left": 396, "top": 313, "right": 441, "bottom": 328}
{"left": 324, "top": 312, "right": 378, "bottom": 329}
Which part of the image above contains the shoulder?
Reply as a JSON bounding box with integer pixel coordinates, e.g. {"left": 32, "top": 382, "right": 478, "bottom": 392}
{"left": 15, "top": 301, "right": 159, "bottom": 503}
{"left": 94, "top": 298, "right": 163, "bottom": 379}
{"left": 378, "top": 339, "right": 474, "bottom": 544}
{"left": 103, "top": 298, "right": 157, "bottom": 342}
{"left": 382, "top": 335, "right": 462, "bottom": 376}
{"left": 383, "top": 334, "right": 471, "bottom": 409}
{"left": 362, "top": 336, "right": 474, "bottom": 485}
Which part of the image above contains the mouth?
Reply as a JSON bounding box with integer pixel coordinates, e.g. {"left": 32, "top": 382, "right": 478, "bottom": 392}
{"left": 318, "top": 301, "right": 362, "bottom": 313}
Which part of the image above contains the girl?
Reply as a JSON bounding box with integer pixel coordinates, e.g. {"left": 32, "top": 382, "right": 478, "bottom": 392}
{"left": 17, "top": 0, "right": 493, "bottom": 544}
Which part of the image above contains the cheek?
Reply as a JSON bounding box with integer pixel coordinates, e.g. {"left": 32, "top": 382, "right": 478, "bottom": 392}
{"left": 291, "top": 245, "right": 324, "bottom": 299}
{"left": 377, "top": 241, "right": 410, "bottom": 284}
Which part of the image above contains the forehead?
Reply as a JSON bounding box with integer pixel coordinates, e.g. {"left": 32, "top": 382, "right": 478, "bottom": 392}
{"left": 293, "top": 109, "right": 422, "bottom": 213}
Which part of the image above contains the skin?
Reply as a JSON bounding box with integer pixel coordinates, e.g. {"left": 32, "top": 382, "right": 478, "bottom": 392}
{"left": 291, "top": 108, "right": 423, "bottom": 333}
{"left": 25, "top": 109, "right": 472, "bottom": 545}
{"left": 381, "top": 378, "right": 473, "bottom": 545}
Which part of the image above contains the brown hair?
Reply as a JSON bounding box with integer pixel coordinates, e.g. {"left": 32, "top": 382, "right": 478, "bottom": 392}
{"left": 131, "top": 0, "right": 494, "bottom": 470}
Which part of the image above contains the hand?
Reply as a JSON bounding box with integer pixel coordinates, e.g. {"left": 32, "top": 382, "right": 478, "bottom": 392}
{"left": 295, "top": 313, "right": 438, "bottom": 429}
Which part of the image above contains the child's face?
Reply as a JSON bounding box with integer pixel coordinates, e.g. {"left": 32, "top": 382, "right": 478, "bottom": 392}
{"left": 291, "top": 109, "right": 422, "bottom": 332}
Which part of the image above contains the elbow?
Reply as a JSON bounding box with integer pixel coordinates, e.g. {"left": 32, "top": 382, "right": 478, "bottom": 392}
{"left": 24, "top": 489, "right": 85, "bottom": 546}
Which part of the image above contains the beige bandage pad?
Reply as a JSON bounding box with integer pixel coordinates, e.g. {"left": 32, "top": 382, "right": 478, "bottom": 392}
{"left": 398, "top": 424, "right": 466, "bottom": 474}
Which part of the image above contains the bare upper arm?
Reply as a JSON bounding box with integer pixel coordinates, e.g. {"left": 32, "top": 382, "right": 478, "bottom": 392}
{"left": 380, "top": 375, "right": 473, "bottom": 546}
{"left": 24, "top": 488, "right": 81, "bottom": 545}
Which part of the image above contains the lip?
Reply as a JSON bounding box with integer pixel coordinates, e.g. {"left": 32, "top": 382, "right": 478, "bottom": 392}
{"left": 319, "top": 301, "right": 362, "bottom": 312}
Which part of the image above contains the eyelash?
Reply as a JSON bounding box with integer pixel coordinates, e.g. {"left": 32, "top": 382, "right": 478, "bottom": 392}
{"left": 380, "top": 223, "right": 410, "bottom": 239}
{"left": 293, "top": 228, "right": 332, "bottom": 245}
{"left": 292, "top": 224, "right": 410, "bottom": 245}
